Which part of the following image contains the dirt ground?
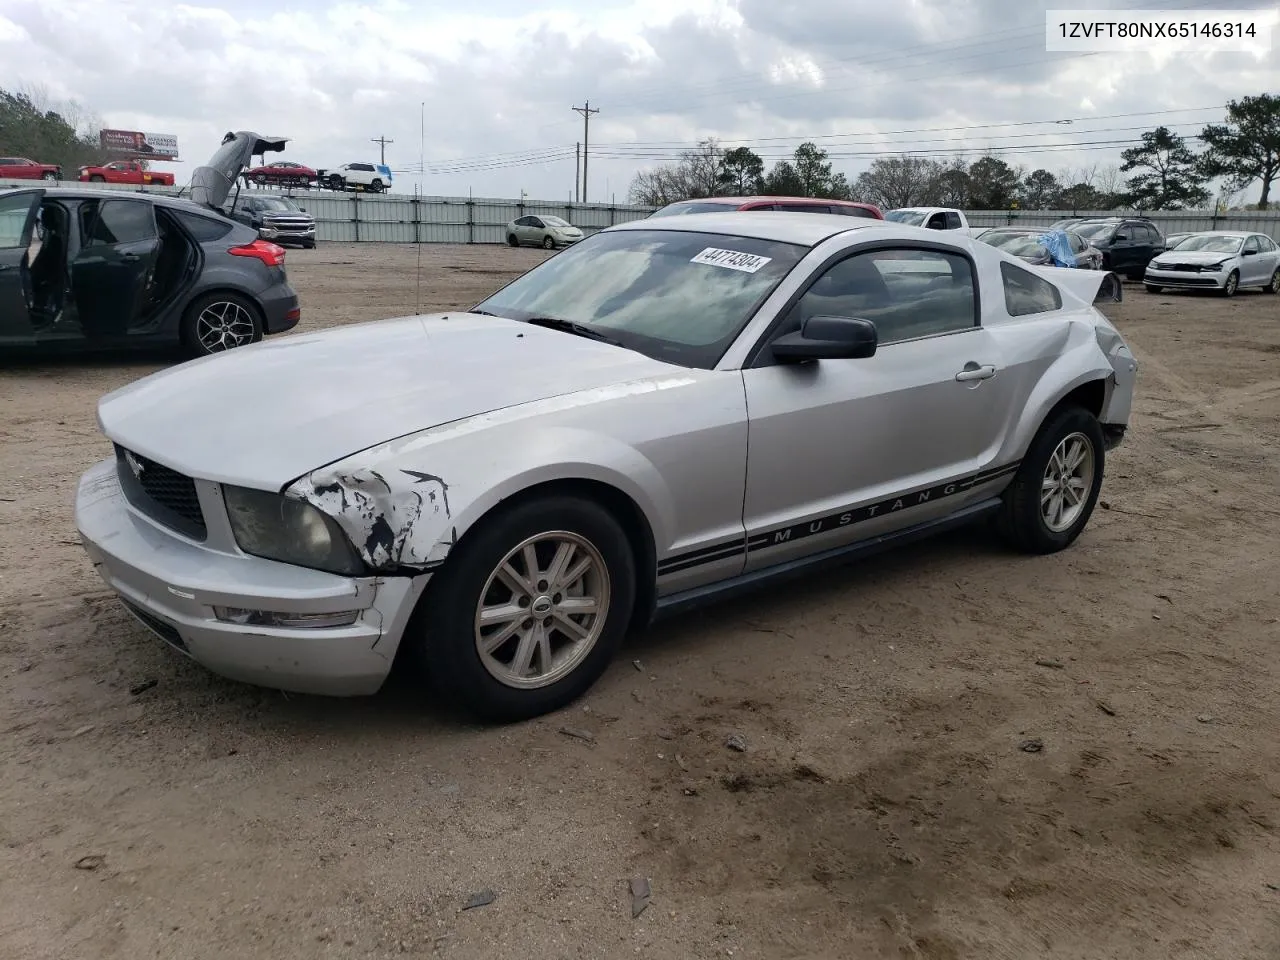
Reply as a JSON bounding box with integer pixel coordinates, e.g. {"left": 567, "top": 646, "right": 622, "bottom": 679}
{"left": 3, "top": 242, "right": 1280, "bottom": 960}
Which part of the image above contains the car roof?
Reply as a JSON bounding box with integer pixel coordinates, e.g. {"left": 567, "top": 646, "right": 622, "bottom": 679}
{"left": 1185, "top": 230, "right": 1258, "bottom": 238}
{"left": 0, "top": 186, "right": 225, "bottom": 217}
{"left": 610, "top": 210, "right": 883, "bottom": 246}
{"left": 666, "top": 195, "right": 874, "bottom": 207}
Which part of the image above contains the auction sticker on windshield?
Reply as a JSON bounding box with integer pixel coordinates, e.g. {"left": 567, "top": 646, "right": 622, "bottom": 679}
{"left": 690, "top": 247, "right": 772, "bottom": 273}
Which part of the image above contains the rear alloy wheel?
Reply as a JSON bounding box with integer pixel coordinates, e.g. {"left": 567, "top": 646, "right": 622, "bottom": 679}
{"left": 182, "top": 292, "right": 263, "bottom": 357}
{"left": 1264, "top": 269, "right": 1280, "bottom": 295}
{"left": 542, "top": 235, "right": 555, "bottom": 249}
{"left": 996, "top": 405, "right": 1105, "bottom": 554}
{"left": 414, "top": 495, "right": 636, "bottom": 723}
{"left": 1222, "top": 270, "right": 1239, "bottom": 297}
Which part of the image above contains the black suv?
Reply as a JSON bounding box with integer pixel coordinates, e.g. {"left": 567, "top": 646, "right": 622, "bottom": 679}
{"left": 1070, "top": 217, "right": 1165, "bottom": 279}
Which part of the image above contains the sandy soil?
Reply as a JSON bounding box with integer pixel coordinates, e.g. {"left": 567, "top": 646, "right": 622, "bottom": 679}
{"left": 3, "top": 243, "right": 1280, "bottom": 960}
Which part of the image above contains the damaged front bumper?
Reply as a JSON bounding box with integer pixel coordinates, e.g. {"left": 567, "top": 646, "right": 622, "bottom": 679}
{"left": 74, "top": 457, "right": 426, "bottom": 696}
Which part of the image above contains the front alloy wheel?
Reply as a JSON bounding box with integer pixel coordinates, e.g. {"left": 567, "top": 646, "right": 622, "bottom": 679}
{"left": 542, "top": 235, "right": 556, "bottom": 249}
{"left": 414, "top": 494, "right": 636, "bottom": 722}
{"left": 475, "top": 532, "right": 609, "bottom": 689}
{"left": 1223, "top": 270, "right": 1239, "bottom": 297}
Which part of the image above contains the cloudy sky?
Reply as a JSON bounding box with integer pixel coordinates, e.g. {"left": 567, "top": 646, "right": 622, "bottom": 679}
{"left": 0, "top": 0, "right": 1276, "bottom": 205}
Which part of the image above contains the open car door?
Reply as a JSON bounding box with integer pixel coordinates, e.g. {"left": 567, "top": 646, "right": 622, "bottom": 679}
{"left": 0, "top": 189, "right": 43, "bottom": 344}
{"left": 71, "top": 197, "right": 161, "bottom": 338}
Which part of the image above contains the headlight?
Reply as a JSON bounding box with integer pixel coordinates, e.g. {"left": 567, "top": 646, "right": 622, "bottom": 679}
{"left": 223, "top": 486, "right": 365, "bottom": 576}
{"left": 1207, "top": 261, "right": 1228, "bottom": 271}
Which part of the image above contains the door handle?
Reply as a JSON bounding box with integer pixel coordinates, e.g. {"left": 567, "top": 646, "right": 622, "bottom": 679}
{"left": 121, "top": 253, "right": 139, "bottom": 263}
{"left": 956, "top": 363, "right": 996, "bottom": 382}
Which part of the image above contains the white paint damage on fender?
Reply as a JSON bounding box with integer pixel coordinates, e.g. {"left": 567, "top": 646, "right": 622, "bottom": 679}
{"left": 291, "top": 467, "right": 456, "bottom": 570}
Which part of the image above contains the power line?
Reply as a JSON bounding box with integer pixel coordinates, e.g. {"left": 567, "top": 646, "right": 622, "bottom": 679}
{"left": 571, "top": 101, "right": 600, "bottom": 202}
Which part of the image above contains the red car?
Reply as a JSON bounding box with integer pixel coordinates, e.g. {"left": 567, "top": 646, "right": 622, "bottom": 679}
{"left": 78, "top": 160, "right": 175, "bottom": 186}
{"left": 648, "top": 195, "right": 883, "bottom": 219}
{"left": 0, "top": 157, "right": 62, "bottom": 181}
{"left": 244, "top": 161, "right": 318, "bottom": 187}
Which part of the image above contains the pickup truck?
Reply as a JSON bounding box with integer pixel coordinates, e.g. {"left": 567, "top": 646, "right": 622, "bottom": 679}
{"left": 0, "top": 157, "right": 62, "bottom": 181}
{"left": 77, "top": 160, "right": 176, "bottom": 186}
{"left": 884, "top": 207, "right": 978, "bottom": 235}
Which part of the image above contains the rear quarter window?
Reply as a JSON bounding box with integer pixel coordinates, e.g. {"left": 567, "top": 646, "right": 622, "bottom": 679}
{"left": 1001, "top": 261, "right": 1062, "bottom": 317}
{"left": 174, "top": 210, "right": 235, "bottom": 241}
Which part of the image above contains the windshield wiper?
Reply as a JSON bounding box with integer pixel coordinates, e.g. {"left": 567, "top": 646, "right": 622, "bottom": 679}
{"left": 522, "top": 315, "right": 625, "bottom": 347}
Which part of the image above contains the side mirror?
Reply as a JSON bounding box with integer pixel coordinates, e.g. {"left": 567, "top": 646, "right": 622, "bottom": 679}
{"left": 1242, "top": 249, "right": 1257, "bottom": 256}
{"left": 771, "top": 316, "right": 878, "bottom": 362}
{"left": 1113, "top": 233, "right": 1128, "bottom": 241}
{"left": 299, "top": 207, "right": 307, "bottom": 212}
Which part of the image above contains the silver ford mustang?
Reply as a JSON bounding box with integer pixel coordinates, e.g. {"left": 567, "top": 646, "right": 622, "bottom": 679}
{"left": 75, "top": 213, "right": 1137, "bottom": 722}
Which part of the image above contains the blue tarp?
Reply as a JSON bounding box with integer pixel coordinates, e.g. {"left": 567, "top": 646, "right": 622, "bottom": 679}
{"left": 1036, "top": 229, "right": 1076, "bottom": 268}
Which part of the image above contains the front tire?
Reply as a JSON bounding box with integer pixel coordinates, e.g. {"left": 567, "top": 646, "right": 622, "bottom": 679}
{"left": 412, "top": 495, "right": 637, "bottom": 723}
{"left": 1222, "top": 270, "right": 1239, "bottom": 297}
{"left": 996, "top": 405, "right": 1105, "bottom": 554}
{"left": 369, "top": 179, "right": 383, "bottom": 193}
{"left": 542, "top": 235, "right": 555, "bottom": 249}
{"left": 89, "top": 175, "right": 105, "bottom": 182}
{"left": 181, "top": 291, "right": 264, "bottom": 357}
{"left": 42, "top": 171, "right": 57, "bottom": 181}
{"left": 507, "top": 234, "right": 519, "bottom": 247}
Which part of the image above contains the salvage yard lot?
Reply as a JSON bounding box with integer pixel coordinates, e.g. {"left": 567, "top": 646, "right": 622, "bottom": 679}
{"left": 3, "top": 242, "right": 1280, "bottom": 960}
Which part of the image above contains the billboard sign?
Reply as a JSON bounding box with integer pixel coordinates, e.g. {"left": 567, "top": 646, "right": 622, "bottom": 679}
{"left": 100, "top": 129, "right": 179, "bottom": 160}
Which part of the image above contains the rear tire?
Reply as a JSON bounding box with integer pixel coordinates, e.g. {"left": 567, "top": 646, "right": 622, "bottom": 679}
{"left": 181, "top": 291, "right": 264, "bottom": 357}
{"left": 1264, "top": 269, "right": 1279, "bottom": 295}
{"left": 412, "top": 494, "right": 636, "bottom": 723}
{"left": 995, "top": 405, "right": 1105, "bottom": 555}
{"left": 369, "top": 179, "right": 383, "bottom": 193}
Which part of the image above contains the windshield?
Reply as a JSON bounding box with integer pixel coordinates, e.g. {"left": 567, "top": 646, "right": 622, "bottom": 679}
{"left": 542, "top": 215, "right": 570, "bottom": 227}
{"left": 258, "top": 198, "right": 299, "bottom": 211}
{"left": 1072, "top": 221, "right": 1116, "bottom": 239}
{"left": 473, "top": 229, "right": 806, "bottom": 368}
{"left": 1170, "top": 234, "right": 1242, "bottom": 254}
{"left": 649, "top": 201, "right": 734, "bottom": 218}
{"left": 983, "top": 233, "right": 1048, "bottom": 258}
{"left": 884, "top": 210, "right": 928, "bottom": 225}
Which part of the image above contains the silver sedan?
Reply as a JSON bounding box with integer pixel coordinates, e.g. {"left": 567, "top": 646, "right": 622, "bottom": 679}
{"left": 1145, "top": 231, "right": 1280, "bottom": 296}
{"left": 76, "top": 213, "right": 1137, "bottom": 722}
{"left": 505, "top": 214, "right": 583, "bottom": 249}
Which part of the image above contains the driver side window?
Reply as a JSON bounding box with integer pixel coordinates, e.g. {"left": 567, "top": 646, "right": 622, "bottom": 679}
{"left": 779, "top": 247, "right": 977, "bottom": 347}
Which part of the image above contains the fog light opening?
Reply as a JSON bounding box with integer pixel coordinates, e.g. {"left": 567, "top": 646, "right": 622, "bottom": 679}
{"left": 213, "top": 607, "right": 361, "bottom": 628}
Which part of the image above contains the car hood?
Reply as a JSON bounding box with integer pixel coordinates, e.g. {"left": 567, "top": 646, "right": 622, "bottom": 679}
{"left": 190, "top": 131, "right": 289, "bottom": 209}
{"left": 95, "top": 313, "right": 678, "bottom": 490}
{"left": 1153, "top": 249, "right": 1240, "bottom": 264}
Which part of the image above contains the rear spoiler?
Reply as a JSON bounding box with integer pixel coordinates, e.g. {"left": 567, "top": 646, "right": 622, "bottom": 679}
{"left": 1028, "top": 265, "right": 1123, "bottom": 305}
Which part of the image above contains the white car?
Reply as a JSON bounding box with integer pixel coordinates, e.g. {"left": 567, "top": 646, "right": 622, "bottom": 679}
{"left": 323, "top": 162, "right": 392, "bottom": 193}
{"left": 74, "top": 213, "right": 1135, "bottom": 723}
{"left": 506, "top": 214, "right": 583, "bottom": 249}
{"left": 1145, "top": 231, "right": 1280, "bottom": 297}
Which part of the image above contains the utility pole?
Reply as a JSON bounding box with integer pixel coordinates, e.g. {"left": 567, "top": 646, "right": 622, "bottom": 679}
{"left": 574, "top": 142, "right": 580, "bottom": 203}
{"left": 571, "top": 101, "right": 599, "bottom": 202}
{"left": 371, "top": 135, "right": 393, "bottom": 165}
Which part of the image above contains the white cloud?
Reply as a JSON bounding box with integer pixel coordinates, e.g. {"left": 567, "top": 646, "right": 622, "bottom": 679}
{"left": 0, "top": 0, "right": 1276, "bottom": 204}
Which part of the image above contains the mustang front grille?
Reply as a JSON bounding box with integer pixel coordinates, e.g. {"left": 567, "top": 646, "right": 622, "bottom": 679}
{"left": 114, "top": 445, "right": 207, "bottom": 540}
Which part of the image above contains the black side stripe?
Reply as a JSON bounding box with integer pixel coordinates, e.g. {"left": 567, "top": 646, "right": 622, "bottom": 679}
{"left": 656, "top": 459, "right": 1021, "bottom": 576}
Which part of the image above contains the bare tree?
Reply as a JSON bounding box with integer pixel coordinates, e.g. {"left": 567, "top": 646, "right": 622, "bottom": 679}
{"left": 853, "top": 155, "right": 940, "bottom": 209}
